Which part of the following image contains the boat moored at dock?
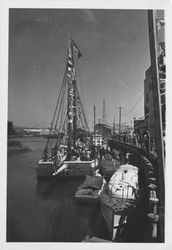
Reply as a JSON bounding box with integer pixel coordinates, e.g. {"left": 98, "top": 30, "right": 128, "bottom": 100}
{"left": 99, "top": 163, "right": 139, "bottom": 240}
{"left": 37, "top": 35, "right": 98, "bottom": 178}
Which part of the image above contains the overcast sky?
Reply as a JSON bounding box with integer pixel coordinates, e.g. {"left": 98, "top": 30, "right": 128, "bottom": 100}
{"left": 8, "top": 9, "right": 164, "bottom": 129}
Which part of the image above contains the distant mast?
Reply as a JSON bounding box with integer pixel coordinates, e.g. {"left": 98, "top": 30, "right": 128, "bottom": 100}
{"left": 102, "top": 98, "right": 107, "bottom": 124}
{"left": 41, "top": 35, "right": 89, "bottom": 160}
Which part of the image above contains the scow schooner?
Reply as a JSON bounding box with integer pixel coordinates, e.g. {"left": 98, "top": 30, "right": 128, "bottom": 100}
{"left": 37, "top": 36, "right": 98, "bottom": 178}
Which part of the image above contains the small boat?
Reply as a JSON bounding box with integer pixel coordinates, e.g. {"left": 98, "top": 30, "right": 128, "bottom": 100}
{"left": 37, "top": 35, "right": 98, "bottom": 178}
{"left": 75, "top": 174, "right": 105, "bottom": 203}
{"left": 82, "top": 235, "right": 110, "bottom": 242}
{"left": 99, "top": 153, "right": 119, "bottom": 178}
{"left": 99, "top": 163, "right": 139, "bottom": 241}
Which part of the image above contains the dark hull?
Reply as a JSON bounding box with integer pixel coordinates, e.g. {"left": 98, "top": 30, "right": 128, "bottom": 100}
{"left": 37, "top": 159, "right": 98, "bottom": 178}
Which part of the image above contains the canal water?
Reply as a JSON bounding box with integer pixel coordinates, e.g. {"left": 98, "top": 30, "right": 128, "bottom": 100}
{"left": 7, "top": 137, "right": 108, "bottom": 242}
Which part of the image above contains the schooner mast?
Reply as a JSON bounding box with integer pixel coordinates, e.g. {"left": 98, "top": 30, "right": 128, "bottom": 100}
{"left": 38, "top": 34, "right": 98, "bottom": 179}
{"left": 42, "top": 35, "right": 89, "bottom": 159}
{"left": 67, "top": 34, "right": 77, "bottom": 150}
{"left": 67, "top": 34, "right": 89, "bottom": 149}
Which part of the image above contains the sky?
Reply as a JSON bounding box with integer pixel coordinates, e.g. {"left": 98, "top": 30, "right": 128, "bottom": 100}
{"left": 8, "top": 9, "right": 163, "bottom": 129}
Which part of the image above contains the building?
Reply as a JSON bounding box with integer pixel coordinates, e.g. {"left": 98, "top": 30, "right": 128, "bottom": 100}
{"left": 94, "top": 123, "right": 112, "bottom": 139}
{"left": 134, "top": 51, "right": 166, "bottom": 139}
{"left": 23, "top": 128, "right": 50, "bottom": 136}
{"left": 92, "top": 134, "right": 103, "bottom": 146}
{"left": 8, "top": 121, "right": 16, "bottom": 136}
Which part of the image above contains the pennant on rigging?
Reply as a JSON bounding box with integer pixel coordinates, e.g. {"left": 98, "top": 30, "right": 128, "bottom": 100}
{"left": 72, "top": 40, "right": 82, "bottom": 59}
{"left": 159, "top": 42, "right": 165, "bottom": 52}
{"left": 156, "top": 18, "right": 165, "bottom": 33}
{"left": 68, "top": 59, "right": 73, "bottom": 66}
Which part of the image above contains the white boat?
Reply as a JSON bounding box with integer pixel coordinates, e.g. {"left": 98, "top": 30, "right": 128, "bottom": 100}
{"left": 37, "top": 157, "right": 98, "bottom": 178}
{"left": 74, "top": 174, "right": 105, "bottom": 202}
{"left": 99, "top": 164, "right": 139, "bottom": 240}
{"left": 37, "top": 35, "right": 98, "bottom": 178}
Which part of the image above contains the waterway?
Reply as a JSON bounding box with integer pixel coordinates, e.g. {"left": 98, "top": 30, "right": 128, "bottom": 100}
{"left": 7, "top": 137, "right": 107, "bottom": 242}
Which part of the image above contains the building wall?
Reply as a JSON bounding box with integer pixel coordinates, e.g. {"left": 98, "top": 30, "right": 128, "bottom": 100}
{"left": 142, "top": 51, "right": 166, "bottom": 139}
{"left": 94, "top": 123, "right": 112, "bottom": 138}
{"left": 144, "top": 67, "right": 156, "bottom": 138}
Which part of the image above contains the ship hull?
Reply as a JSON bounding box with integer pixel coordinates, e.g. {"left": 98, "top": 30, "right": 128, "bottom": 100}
{"left": 99, "top": 163, "right": 138, "bottom": 240}
{"left": 100, "top": 197, "right": 127, "bottom": 240}
{"left": 37, "top": 160, "right": 55, "bottom": 178}
{"left": 37, "top": 159, "right": 98, "bottom": 178}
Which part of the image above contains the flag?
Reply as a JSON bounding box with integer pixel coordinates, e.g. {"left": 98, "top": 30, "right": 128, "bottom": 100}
{"left": 68, "top": 59, "right": 73, "bottom": 66}
{"left": 72, "top": 40, "right": 82, "bottom": 58}
{"left": 156, "top": 18, "right": 165, "bottom": 33}
{"left": 159, "top": 72, "right": 166, "bottom": 79}
{"left": 159, "top": 42, "right": 165, "bottom": 52}
{"left": 67, "top": 60, "right": 73, "bottom": 71}
{"left": 68, "top": 48, "right": 72, "bottom": 59}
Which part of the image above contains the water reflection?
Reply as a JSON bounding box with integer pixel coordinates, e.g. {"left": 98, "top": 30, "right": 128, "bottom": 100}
{"left": 7, "top": 138, "right": 109, "bottom": 242}
{"left": 36, "top": 178, "right": 108, "bottom": 242}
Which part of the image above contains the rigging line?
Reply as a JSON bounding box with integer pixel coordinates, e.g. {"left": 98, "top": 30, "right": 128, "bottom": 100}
{"left": 50, "top": 69, "right": 67, "bottom": 130}
{"left": 75, "top": 57, "right": 90, "bottom": 129}
{"left": 54, "top": 77, "right": 67, "bottom": 130}
{"left": 79, "top": 110, "right": 86, "bottom": 131}
{"left": 59, "top": 99, "right": 65, "bottom": 131}
{"left": 123, "top": 72, "right": 165, "bottom": 116}
{"left": 59, "top": 104, "right": 67, "bottom": 131}
{"left": 75, "top": 84, "right": 89, "bottom": 131}
{"left": 62, "top": 112, "right": 68, "bottom": 132}
{"left": 59, "top": 93, "right": 67, "bottom": 131}
{"left": 81, "top": 103, "right": 89, "bottom": 131}
{"left": 124, "top": 91, "right": 144, "bottom": 116}
{"left": 45, "top": 68, "right": 68, "bottom": 151}
{"left": 54, "top": 87, "right": 65, "bottom": 130}
{"left": 77, "top": 104, "right": 85, "bottom": 130}
{"left": 123, "top": 82, "right": 154, "bottom": 115}
{"left": 75, "top": 82, "right": 83, "bottom": 129}
{"left": 73, "top": 46, "right": 89, "bottom": 131}
{"left": 76, "top": 84, "right": 89, "bottom": 131}
{"left": 52, "top": 37, "right": 73, "bottom": 132}
{"left": 61, "top": 108, "right": 68, "bottom": 131}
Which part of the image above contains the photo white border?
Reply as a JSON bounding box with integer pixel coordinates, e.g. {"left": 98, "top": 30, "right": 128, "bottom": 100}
{"left": 1, "top": 0, "right": 172, "bottom": 250}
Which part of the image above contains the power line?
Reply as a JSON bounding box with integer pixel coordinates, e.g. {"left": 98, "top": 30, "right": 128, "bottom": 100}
{"left": 124, "top": 91, "right": 144, "bottom": 115}
{"left": 124, "top": 82, "right": 153, "bottom": 116}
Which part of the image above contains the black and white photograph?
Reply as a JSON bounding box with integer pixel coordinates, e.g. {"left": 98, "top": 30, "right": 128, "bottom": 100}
{"left": 0, "top": 0, "right": 171, "bottom": 248}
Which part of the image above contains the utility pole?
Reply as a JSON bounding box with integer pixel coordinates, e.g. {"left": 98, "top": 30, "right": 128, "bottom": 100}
{"left": 148, "top": 10, "right": 165, "bottom": 242}
{"left": 93, "top": 105, "right": 96, "bottom": 146}
{"left": 116, "top": 107, "right": 124, "bottom": 133}
{"left": 133, "top": 117, "right": 136, "bottom": 131}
